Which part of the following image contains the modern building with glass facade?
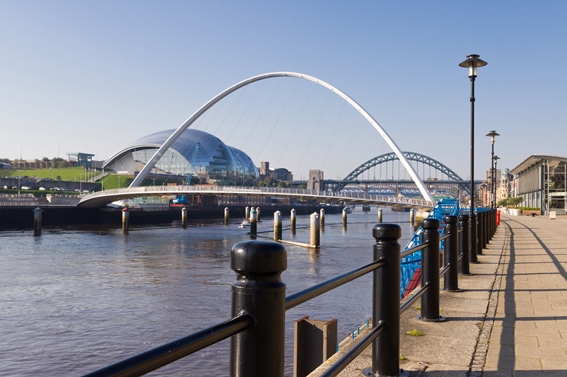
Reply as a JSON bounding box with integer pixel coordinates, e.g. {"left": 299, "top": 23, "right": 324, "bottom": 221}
{"left": 511, "top": 154, "right": 567, "bottom": 215}
{"left": 103, "top": 129, "right": 259, "bottom": 185}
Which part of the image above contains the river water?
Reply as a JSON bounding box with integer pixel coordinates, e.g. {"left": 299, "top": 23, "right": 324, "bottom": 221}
{"left": 0, "top": 209, "right": 414, "bottom": 376}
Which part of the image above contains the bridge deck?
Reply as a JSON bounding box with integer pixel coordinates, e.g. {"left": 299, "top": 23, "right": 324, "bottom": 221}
{"left": 311, "top": 214, "right": 567, "bottom": 376}
{"left": 77, "top": 185, "right": 435, "bottom": 209}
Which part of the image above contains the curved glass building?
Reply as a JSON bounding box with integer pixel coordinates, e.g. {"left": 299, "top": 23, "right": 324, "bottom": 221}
{"left": 103, "top": 129, "right": 259, "bottom": 185}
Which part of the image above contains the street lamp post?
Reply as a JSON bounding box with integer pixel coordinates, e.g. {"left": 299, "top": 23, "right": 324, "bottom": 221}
{"left": 493, "top": 155, "right": 500, "bottom": 204}
{"left": 459, "top": 54, "right": 488, "bottom": 263}
{"left": 486, "top": 130, "right": 500, "bottom": 209}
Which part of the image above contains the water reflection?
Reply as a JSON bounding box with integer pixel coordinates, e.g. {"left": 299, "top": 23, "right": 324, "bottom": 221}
{"left": 0, "top": 210, "right": 412, "bottom": 376}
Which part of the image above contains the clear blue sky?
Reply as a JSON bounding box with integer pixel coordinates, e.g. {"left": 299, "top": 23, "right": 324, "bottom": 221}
{"left": 1, "top": 1, "right": 565, "bottom": 181}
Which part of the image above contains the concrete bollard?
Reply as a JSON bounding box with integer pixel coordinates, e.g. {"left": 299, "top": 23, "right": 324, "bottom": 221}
{"left": 290, "top": 209, "right": 296, "bottom": 235}
{"left": 245, "top": 206, "right": 250, "bottom": 222}
{"left": 181, "top": 207, "right": 187, "bottom": 228}
{"left": 319, "top": 208, "right": 325, "bottom": 228}
{"left": 274, "top": 211, "right": 282, "bottom": 241}
{"left": 224, "top": 207, "right": 229, "bottom": 225}
{"left": 33, "top": 207, "right": 43, "bottom": 237}
{"left": 310, "top": 212, "right": 320, "bottom": 248}
{"left": 122, "top": 207, "right": 130, "bottom": 234}
{"left": 342, "top": 207, "right": 348, "bottom": 228}
{"left": 230, "top": 240, "right": 287, "bottom": 377}
{"left": 249, "top": 208, "right": 257, "bottom": 238}
{"left": 377, "top": 208, "right": 383, "bottom": 223}
{"left": 256, "top": 207, "right": 261, "bottom": 222}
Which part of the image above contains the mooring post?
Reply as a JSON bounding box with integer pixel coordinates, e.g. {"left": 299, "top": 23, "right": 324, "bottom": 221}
{"left": 310, "top": 212, "right": 320, "bottom": 248}
{"left": 290, "top": 208, "right": 296, "bottom": 235}
{"left": 444, "top": 215, "right": 459, "bottom": 291}
{"left": 33, "top": 207, "right": 43, "bottom": 237}
{"left": 245, "top": 206, "right": 250, "bottom": 221}
{"left": 342, "top": 207, "right": 348, "bottom": 228}
{"left": 367, "top": 223, "right": 401, "bottom": 377}
{"left": 249, "top": 208, "right": 257, "bottom": 238}
{"left": 230, "top": 240, "right": 287, "bottom": 377}
{"left": 224, "top": 207, "right": 229, "bottom": 225}
{"left": 420, "top": 218, "right": 444, "bottom": 321}
{"left": 319, "top": 208, "right": 325, "bottom": 228}
{"left": 459, "top": 214, "right": 470, "bottom": 274}
{"left": 121, "top": 207, "right": 129, "bottom": 234}
{"left": 409, "top": 208, "right": 415, "bottom": 225}
{"left": 274, "top": 211, "right": 282, "bottom": 241}
{"left": 256, "top": 207, "right": 261, "bottom": 222}
{"left": 181, "top": 207, "right": 187, "bottom": 229}
{"left": 377, "top": 208, "right": 383, "bottom": 223}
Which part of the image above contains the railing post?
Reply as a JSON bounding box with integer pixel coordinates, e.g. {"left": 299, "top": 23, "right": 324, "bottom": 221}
{"left": 459, "top": 214, "right": 470, "bottom": 275}
{"left": 230, "top": 240, "right": 287, "bottom": 377}
{"left": 419, "top": 218, "right": 445, "bottom": 321}
{"left": 444, "top": 215, "right": 460, "bottom": 291}
{"left": 470, "top": 212, "right": 478, "bottom": 263}
{"left": 371, "top": 223, "right": 401, "bottom": 376}
{"left": 476, "top": 211, "right": 486, "bottom": 255}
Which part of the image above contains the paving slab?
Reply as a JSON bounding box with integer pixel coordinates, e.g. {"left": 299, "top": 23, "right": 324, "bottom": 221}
{"left": 307, "top": 214, "right": 567, "bottom": 376}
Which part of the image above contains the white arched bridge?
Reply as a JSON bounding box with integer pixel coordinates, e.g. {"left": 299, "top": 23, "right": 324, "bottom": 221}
{"left": 77, "top": 185, "right": 435, "bottom": 209}
{"left": 81, "top": 71, "right": 472, "bottom": 209}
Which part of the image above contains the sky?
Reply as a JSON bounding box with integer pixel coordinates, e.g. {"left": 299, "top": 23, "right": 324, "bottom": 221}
{"left": 1, "top": 1, "right": 566, "bottom": 181}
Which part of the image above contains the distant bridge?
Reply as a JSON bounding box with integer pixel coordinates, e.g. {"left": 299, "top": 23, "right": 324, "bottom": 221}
{"left": 77, "top": 185, "right": 435, "bottom": 209}
{"left": 334, "top": 151, "right": 472, "bottom": 195}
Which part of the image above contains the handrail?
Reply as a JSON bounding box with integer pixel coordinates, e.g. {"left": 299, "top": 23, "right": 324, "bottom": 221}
{"left": 285, "top": 259, "right": 386, "bottom": 310}
{"left": 82, "top": 206, "right": 497, "bottom": 377}
{"left": 83, "top": 313, "right": 254, "bottom": 377}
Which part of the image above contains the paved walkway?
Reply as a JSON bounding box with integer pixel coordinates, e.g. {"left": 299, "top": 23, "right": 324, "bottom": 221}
{"left": 311, "top": 214, "right": 567, "bottom": 376}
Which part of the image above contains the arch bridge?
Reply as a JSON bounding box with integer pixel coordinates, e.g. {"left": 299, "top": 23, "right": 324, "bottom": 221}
{"left": 77, "top": 185, "right": 434, "bottom": 209}
{"left": 334, "top": 151, "right": 471, "bottom": 195}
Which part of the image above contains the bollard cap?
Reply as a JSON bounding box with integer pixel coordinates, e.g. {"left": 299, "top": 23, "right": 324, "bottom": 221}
{"left": 232, "top": 240, "right": 287, "bottom": 276}
{"left": 444, "top": 215, "right": 458, "bottom": 223}
{"left": 422, "top": 218, "right": 440, "bottom": 229}
{"left": 373, "top": 223, "right": 401, "bottom": 240}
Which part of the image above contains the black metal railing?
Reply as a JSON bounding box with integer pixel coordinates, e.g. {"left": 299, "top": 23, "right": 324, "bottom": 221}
{"left": 83, "top": 209, "right": 497, "bottom": 377}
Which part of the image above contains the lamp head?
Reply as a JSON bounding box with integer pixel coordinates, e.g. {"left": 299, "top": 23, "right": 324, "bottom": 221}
{"left": 486, "top": 130, "right": 500, "bottom": 143}
{"left": 459, "top": 54, "right": 488, "bottom": 77}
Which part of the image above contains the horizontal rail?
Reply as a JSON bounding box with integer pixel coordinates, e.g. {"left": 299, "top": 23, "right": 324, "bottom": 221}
{"left": 400, "top": 282, "right": 429, "bottom": 314}
{"left": 82, "top": 312, "right": 254, "bottom": 377}
{"left": 320, "top": 321, "right": 386, "bottom": 377}
{"left": 400, "top": 242, "right": 427, "bottom": 259}
{"left": 285, "top": 259, "right": 386, "bottom": 310}
{"left": 439, "top": 264, "right": 451, "bottom": 278}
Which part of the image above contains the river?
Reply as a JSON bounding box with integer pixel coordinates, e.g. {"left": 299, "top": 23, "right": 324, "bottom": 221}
{"left": 0, "top": 209, "right": 415, "bottom": 376}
